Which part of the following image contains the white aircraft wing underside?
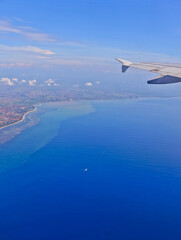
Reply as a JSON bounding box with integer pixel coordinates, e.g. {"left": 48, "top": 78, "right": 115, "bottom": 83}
{"left": 116, "top": 58, "right": 181, "bottom": 84}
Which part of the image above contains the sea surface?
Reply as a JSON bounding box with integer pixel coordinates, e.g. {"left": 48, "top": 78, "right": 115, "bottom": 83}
{"left": 0, "top": 99, "right": 181, "bottom": 240}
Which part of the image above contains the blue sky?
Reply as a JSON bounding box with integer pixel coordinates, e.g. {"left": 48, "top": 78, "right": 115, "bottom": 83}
{"left": 1, "top": 0, "right": 181, "bottom": 95}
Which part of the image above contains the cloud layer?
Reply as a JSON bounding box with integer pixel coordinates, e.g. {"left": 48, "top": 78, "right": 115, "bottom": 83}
{"left": 0, "top": 77, "right": 14, "bottom": 86}
{"left": 29, "top": 79, "right": 37, "bottom": 86}
{"left": 85, "top": 82, "right": 93, "bottom": 86}
{"left": 0, "top": 20, "right": 55, "bottom": 42}
{"left": 0, "top": 44, "right": 54, "bottom": 55}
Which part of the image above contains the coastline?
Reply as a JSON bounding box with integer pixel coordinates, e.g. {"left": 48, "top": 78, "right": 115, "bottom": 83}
{"left": 0, "top": 101, "right": 95, "bottom": 145}
{"left": 0, "top": 106, "right": 37, "bottom": 131}
{"left": 0, "top": 97, "right": 177, "bottom": 132}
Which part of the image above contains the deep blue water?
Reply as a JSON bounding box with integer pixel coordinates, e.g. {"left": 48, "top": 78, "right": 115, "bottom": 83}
{"left": 0, "top": 99, "right": 181, "bottom": 240}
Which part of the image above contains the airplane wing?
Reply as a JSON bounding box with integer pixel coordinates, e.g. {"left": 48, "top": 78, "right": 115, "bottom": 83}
{"left": 116, "top": 58, "right": 181, "bottom": 84}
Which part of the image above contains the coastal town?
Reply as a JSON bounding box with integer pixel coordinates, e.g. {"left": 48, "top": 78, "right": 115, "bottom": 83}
{"left": 0, "top": 105, "right": 35, "bottom": 128}
{"left": 0, "top": 80, "right": 140, "bottom": 129}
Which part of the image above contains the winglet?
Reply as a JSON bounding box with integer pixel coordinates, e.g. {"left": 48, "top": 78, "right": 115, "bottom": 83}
{"left": 115, "top": 58, "right": 132, "bottom": 73}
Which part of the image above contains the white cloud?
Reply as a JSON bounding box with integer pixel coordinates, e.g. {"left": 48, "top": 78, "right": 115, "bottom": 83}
{"left": 29, "top": 79, "right": 37, "bottom": 86}
{"left": 96, "top": 81, "right": 100, "bottom": 84}
{"left": 24, "top": 32, "right": 55, "bottom": 42}
{"left": 0, "top": 44, "right": 55, "bottom": 55}
{"left": 0, "top": 20, "right": 21, "bottom": 34}
{"left": 0, "top": 77, "right": 14, "bottom": 86}
{"left": 0, "top": 63, "right": 32, "bottom": 68}
{"left": 85, "top": 82, "right": 93, "bottom": 86}
{"left": 36, "top": 56, "right": 49, "bottom": 59}
{"left": 12, "top": 78, "right": 18, "bottom": 82}
{"left": 0, "top": 20, "right": 55, "bottom": 42}
{"left": 45, "top": 78, "right": 54, "bottom": 84}
{"left": 45, "top": 78, "right": 56, "bottom": 86}
{"left": 21, "top": 79, "right": 26, "bottom": 83}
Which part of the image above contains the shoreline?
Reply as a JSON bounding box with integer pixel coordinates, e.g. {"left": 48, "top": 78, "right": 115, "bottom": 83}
{"left": 0, "top": 106, "right": 37, "bottom": 131}
{"left": 0, "top": 97, "right": 179, "bottom": 131}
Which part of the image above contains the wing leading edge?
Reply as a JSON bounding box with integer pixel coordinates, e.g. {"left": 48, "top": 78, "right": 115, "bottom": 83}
{"left": 116, "top": 58, "right": 181, "bottom": 84}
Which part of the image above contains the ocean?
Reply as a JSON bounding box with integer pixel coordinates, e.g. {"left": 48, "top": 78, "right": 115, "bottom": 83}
{"left": 0, "top": 99, "right": 181, "bottom": 240}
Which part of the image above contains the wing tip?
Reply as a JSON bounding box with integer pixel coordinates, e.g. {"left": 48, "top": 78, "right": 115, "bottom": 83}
{"left": 115, "top": 58, "right": 132, "bottom": 73}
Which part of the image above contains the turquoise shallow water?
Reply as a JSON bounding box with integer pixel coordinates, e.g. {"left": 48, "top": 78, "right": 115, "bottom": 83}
{"left": 0, "top": 99, "right": 181, "bottom": 239}
{"left": 0, "top": 101, "right": 94, "bottom": 174}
